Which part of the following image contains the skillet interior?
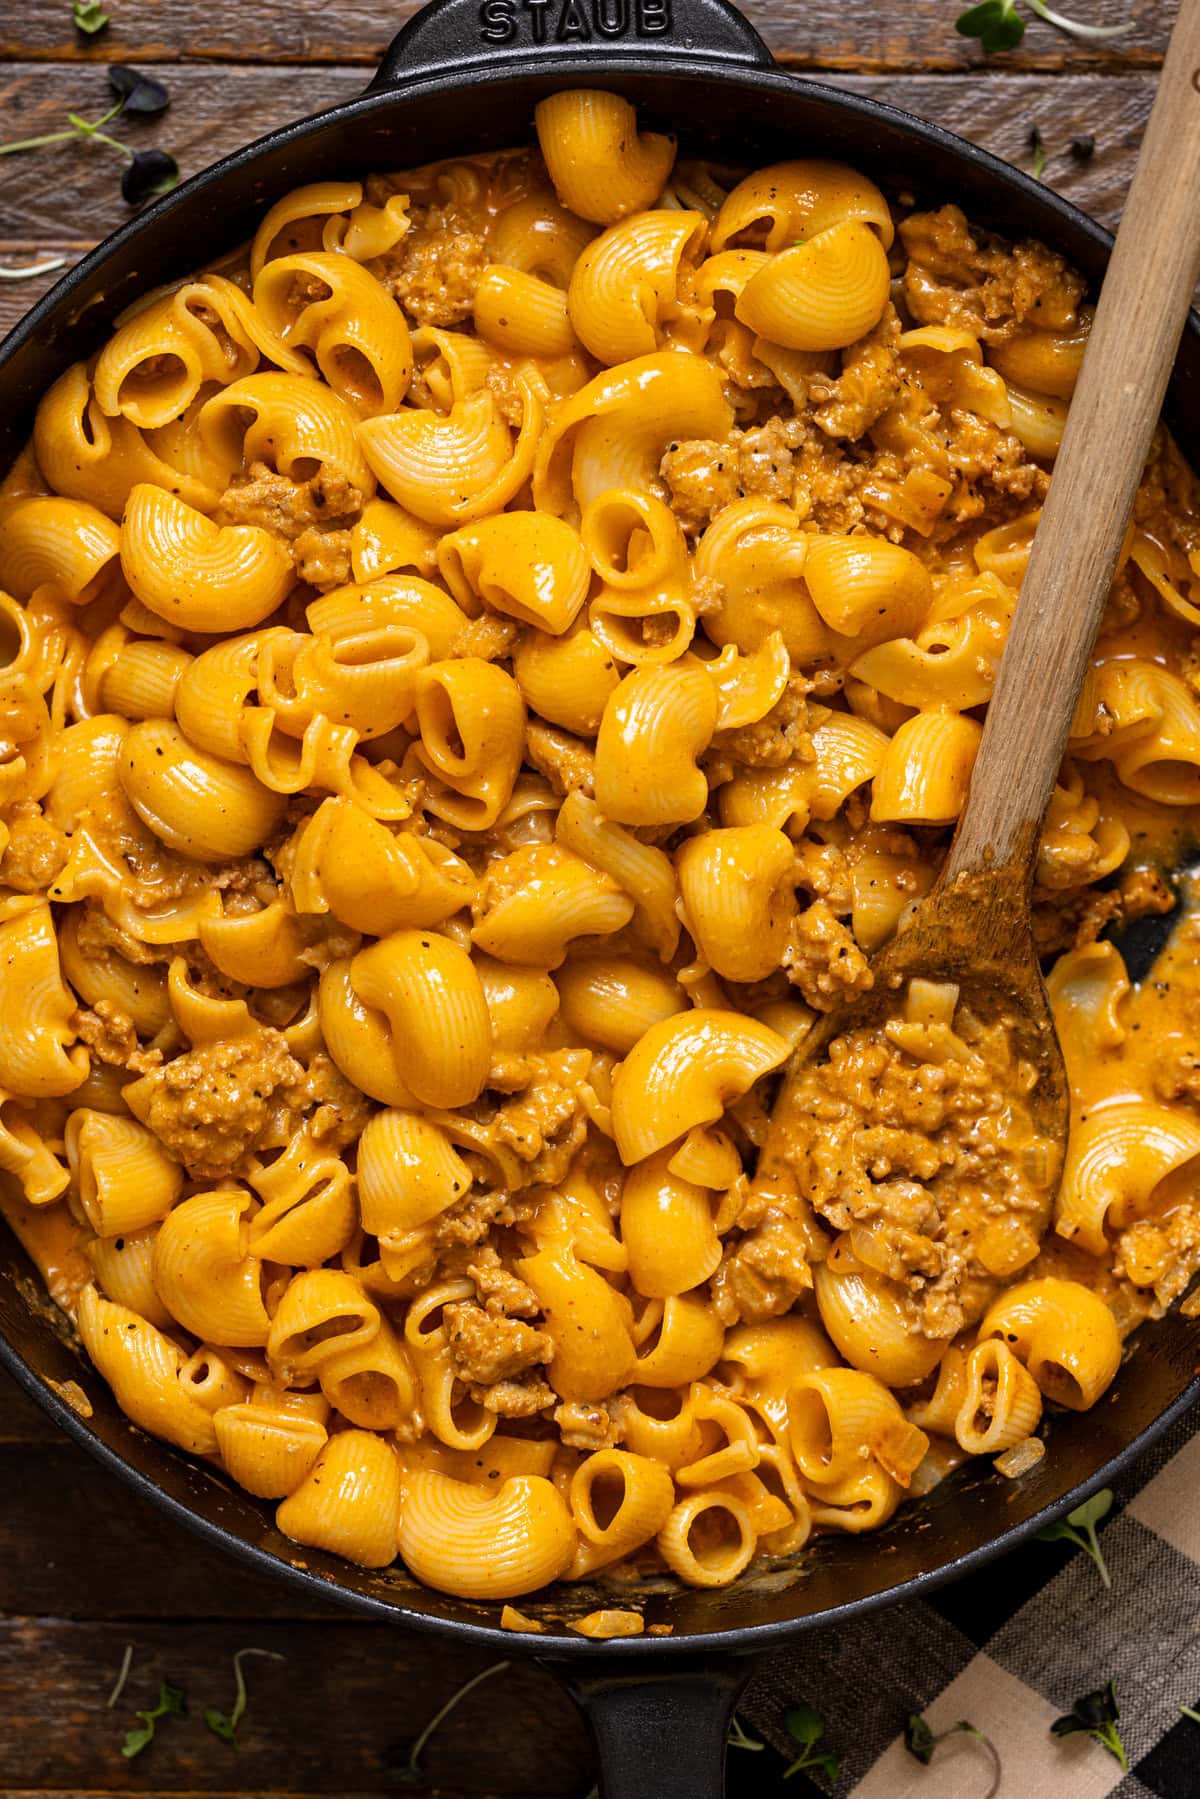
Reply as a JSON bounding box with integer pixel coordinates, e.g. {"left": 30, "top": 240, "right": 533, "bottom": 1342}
{"left": 1, "top": 44, "right": 1198, "bottom": 1658}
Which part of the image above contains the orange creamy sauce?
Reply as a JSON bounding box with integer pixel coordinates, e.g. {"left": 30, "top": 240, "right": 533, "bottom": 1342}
{"left": 778, "top": 986, "right": 1057, "bottom": 1342}
{"left": 1, "top": 133, "right": 1200, "bottom": 1591}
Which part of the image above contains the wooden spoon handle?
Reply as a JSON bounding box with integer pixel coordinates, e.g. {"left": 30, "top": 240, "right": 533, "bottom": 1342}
{"left": 944, "top": 0, "right": 1200, "bottom": 887}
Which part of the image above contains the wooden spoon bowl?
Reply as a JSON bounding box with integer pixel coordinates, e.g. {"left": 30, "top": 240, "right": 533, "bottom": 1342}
{"left": 768, "top": 861, "right": 1068, "bottom": 1170}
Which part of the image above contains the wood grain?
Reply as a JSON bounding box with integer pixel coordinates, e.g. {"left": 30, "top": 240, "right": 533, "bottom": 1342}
{"left": 0, "top": 65, "right": 1159, "bottom": 334}
{"left": 0, "top": 1619, "right": 592, "bottom": 1793}
{"left": 0, "top": 0, "right": 1171, "bottom": 71}
{"left": 0, "top": 1377, "right": 591, "bottom": 1792}
{"left": 0, "top": 1445, "right": 338, "bottom": 1619}
{"left": 0, "top": 1367, "right": 595, "bottom": 1796}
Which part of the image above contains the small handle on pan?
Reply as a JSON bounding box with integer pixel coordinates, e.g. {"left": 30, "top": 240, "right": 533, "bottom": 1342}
{"left": 368, "top": 0, "right": 772, "bottom": 91}
{"left": 561, "top": 1660, "right": 751, "bottom": 1799}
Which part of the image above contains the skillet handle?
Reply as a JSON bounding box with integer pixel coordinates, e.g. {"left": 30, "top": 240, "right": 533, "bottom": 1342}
{"left": 368, "top": 0, "right": 772, "bottom": 90}
{"left": 561, "top": 1660, "right": 751, "bottom": 1799}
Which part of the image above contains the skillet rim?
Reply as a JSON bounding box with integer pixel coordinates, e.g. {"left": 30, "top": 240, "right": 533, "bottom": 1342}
{"left": 2, "top": 1315, "right": 1196, "bottom": 1659}
{"left": 6, "top": 57, "right": 1200, "bottom": 387}
{"left": 1, "top": 50, "right": 1198, "bottom": 1659}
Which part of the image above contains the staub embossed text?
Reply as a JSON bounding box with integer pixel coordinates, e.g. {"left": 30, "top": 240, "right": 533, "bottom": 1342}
{"left": 479, "top": 0, "right": 672, "bottom": 44}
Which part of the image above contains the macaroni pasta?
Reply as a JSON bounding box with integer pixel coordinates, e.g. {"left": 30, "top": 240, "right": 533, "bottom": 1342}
{"left": 1, "top": 95, "right": 1199, "bottom": 1606}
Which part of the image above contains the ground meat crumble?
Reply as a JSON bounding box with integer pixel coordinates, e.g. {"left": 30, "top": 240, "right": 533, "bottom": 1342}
{"left": 443, "top": 1299, "right": 552, "bottom": 1386}
{"left": 215, "top": 461, "right": 362, "bottom": 591}
{"left": 124, "top": 1029, "right": 308, "bottom": 1181}
{"left": 782, "top": 900, "right": 874, "bottom": 1011}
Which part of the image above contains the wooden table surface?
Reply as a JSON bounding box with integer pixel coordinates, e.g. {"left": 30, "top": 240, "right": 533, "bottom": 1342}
{"left": 0, "top": 0, "right": 1183, "bottom": 1793}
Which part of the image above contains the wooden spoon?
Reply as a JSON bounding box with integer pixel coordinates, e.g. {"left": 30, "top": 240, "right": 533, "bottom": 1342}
{"left": 768, "top": 0, "right": 1200, "bottom": 1168}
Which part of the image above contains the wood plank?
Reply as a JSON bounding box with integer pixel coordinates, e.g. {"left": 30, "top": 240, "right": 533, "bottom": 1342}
{"left": 0, "top": 1444, "right": 345, "bottom": 1618}
{"left": 0, "top": 65, "right": 1158, "bottom": 338}
{"left": 0, "top": 0, "right": 1171, "bottom": 72}
{"left": 0, "top": 1618, "right": 591, "bottom": 1793}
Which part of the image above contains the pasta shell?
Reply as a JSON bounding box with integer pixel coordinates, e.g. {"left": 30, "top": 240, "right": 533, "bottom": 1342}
{"left": 153, "top": 1188, "right": 272, "bottom": 1347}
{"left": 398, "top": 1471, "right": 575, "bottom": 1599}
{"left": 120, "top": 721, "right": 286, "bottom": 862}
{"left": 735, "top": 220, "right": 891, "bottom": 352}
{"left": 215, "top": 1402, "right": 328, "bottom": 1499}
{"left": 277, "top": 1429, "right": 401, "bottom": 1568}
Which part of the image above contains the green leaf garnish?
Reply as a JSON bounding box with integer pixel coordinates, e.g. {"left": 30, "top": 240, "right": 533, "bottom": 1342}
{"left": 905, "top": 1712, "right": 1001, "bottom": 1796}
{"left": 72, "top": 0, "right": 110, "bottom": 33}
{"left": 1028, "top": 126, "right": 1047, "bottom": 181}
{"left": 204, "top": 1647, "right": 286, "bottom": 1748}
{"left": 955, "top": 0, "right": 1025, "bottom": 53}
{"left": 1037, "top": 1488, "right": 1113, "bottom": 1588}
{"left": 782, "top": 1702, "right": 840, "bottom": 1782}
{"left": 785, "top": 1703, "right": 824, "bottom": 1748}
{"left": 1051, "top": 1681, "right": 1128, "bottom": 1770}
{"left": 121, "top": 1680, "right": 185, "bottom": 1760}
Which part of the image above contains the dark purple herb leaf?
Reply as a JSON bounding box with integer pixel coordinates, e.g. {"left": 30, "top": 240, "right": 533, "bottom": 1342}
{"left": 108, "top": 65, "right": 171, "bottom": 115}
{"left": 122, "top": 148, "right": 179, "bottom": 205}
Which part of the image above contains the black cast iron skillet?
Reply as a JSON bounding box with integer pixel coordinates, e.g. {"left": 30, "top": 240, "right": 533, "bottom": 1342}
{"left": 2, "top": 2, "right": 1199, "bottom": 1791}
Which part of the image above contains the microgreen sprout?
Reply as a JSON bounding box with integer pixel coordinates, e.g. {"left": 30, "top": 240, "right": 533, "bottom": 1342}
{"left": 905, "top": 1713, "right": 1001, "bottom": 1798}
{"left": 0, "top": 66, "right": 175, "bottom": 206}
{"left": 1037, "top": 1488, "right": 1114, "bottom": 1587}
{"left": 956, "top": 0, "right": 1133, "bottom": 57}
{"left": 122, "top": 148, "right": 179, "bottom": 204}
{"left": 782, "top": 1703, "right": 840, "bottom": 1783}
{"left": 122, "top": 1680, "right": 186, "bottom": 1760}
{"left": 1051, "top": 1681, "right": 1128, "bottom": 1770}
{"left": 956, "top": 0, "right": 1024, "bottom": 53}
{"left": 107, "top": 64, "right": 170, "bottom": 114}
{"left": 204, "top": 1647, "right": 286, "bottom": 1746}
{"left": 0, "top": 256, "right": 69, "bottom": 281}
